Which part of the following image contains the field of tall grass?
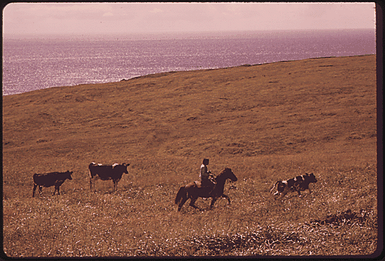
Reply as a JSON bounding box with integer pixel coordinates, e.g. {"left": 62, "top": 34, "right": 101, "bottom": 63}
{"left": 3, "top": 154, "right": 378, "bottom": 257}
{"left": 2, "top": 55, "right": 379, "bottom": 257}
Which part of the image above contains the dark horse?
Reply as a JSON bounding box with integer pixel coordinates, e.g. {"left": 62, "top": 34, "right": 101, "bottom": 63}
{"left": 175, "top": 168, "right": 238, "bottom": 211}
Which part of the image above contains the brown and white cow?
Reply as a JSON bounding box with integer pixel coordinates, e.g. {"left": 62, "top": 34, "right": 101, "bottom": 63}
{"left": 32, "top": 171, "right": 73, "bottom": 197}
{"left": 270, "top": 173, "right": 317, "bottom": 198}
{"left": 89, "top": 162, "right": 130, "bottom": 191}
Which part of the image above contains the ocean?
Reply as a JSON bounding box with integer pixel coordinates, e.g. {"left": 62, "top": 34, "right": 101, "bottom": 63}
{"left": 2, "top": 29, "right": 376, "bottom": 96}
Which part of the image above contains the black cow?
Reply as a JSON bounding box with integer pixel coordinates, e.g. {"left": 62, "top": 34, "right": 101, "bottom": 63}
{"left": 270, "top": 173, "right": 317, "bottom": 198}
{"left": 89, "top": 162, "right": 130, "bottom": 191}
{"left": 32, "top": 171, "right": 73, "bottom": 197}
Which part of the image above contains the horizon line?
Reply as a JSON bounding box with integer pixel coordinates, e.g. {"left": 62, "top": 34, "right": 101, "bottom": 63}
{"left": 3, "top": 28, "right": 376, "bottom": 40}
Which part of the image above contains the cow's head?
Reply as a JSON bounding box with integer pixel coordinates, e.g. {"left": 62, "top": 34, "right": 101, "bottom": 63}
{"left": 113, "top": 163, "right": 130, "bottom": 174}
{"left": 277, "top": 181, "right": 286, "bottom": 192}
{"left": 122, "top": 163, "right": 130, "bottom": 174}
{"left": 66, "top": 170, "right": 73, "bottom": 180}
{"left": 306, "top": 173, "right": 317, "bottom": 183}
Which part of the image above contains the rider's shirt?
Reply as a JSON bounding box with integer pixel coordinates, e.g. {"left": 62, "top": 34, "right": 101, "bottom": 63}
{"left": 200, "top": 164, "right": 209, "bottom": 179}
{"left": 200, "top": 163, "right": 214, "bottom": 187}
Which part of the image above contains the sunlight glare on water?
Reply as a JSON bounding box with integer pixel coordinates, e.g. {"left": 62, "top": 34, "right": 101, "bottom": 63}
{"left": 2, "top": 29, "right": 375, "bottom": 96}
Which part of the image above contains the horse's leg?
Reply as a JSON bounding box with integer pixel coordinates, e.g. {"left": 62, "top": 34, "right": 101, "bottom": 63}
{"left": 209, "top": 197, "right": 218, "bottom": 209}
{"left": 222, "top": 194, "right": 231, "bottom": 204}
{"left": 178, "top": 196, "right": 188, "bottom": 211}
{"left": 189, "top": 197, "right": 201, "bottom": 210}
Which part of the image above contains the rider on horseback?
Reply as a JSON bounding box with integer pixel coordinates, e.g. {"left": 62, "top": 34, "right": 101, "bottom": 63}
{"left": 199, "top": 158, "right": 216, "bottom": 188}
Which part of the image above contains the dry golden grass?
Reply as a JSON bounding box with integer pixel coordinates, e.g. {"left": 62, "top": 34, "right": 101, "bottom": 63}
{"left": 2, "top": 55, "right": 378, "bottom": 257}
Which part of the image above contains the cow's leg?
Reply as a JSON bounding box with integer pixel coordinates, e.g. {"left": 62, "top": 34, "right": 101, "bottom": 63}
{"left": 113, "top": 180, "right": 117, "bottom": 191}
{"left": 273, "top": 191, "right": 279, "bottom": 197}
{"left": 33, "top": 184, "right": 37, "bottom": 197}
{"left": 90, "top": 178, "right": 93, "bottom": 192}
{"left": 55, "top": 185, "right": 60, "bottom": 195}
{"left": 270, "top": 182, "right": 277, "bottom": 194}
{"left": 38, "top": 186, "right": 43, "bottom": 196}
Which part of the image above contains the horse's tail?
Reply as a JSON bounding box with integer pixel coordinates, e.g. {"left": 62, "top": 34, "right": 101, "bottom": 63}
{"left": 270, "top": 181, "right": 279, "bottom": 194}
{"left": 175, "top": 186, "right": 187, "bottom": 204}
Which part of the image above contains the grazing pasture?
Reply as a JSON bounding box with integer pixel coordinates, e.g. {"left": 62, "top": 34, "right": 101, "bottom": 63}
{"left": 2, "top": 55, "right": 379, "bottom": 257}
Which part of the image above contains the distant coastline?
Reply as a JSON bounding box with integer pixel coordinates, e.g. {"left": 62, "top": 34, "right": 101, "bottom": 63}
{"left": 3, "top": 28, "right": 375, "bottom": 40}
{"left": 3, "top": 29, "right": 376, "bottom": 96}
{"left": 3, "top": 54, "right": 376, "bottom": 98}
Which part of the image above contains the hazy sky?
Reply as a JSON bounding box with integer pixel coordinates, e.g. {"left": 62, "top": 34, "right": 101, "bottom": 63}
{"left": 3, "top": 3, "right": 376, "bottom": 36}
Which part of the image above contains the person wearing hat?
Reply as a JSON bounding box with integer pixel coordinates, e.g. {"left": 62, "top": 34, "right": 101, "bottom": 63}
{"left": 199, "top": 158, "right": 216, "bottom": 188}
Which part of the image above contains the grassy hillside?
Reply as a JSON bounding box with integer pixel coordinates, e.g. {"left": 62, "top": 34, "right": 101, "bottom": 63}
{"left": 2, "top": 55, "right": 378, "bottom": 257}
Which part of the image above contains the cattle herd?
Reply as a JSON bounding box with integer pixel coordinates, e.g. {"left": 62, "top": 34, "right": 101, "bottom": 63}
{"left": 32, "top": 162, "right": 129, "bottom": 197}
{"left": 32, "top": 162, "right": 318, "bottom": 206}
